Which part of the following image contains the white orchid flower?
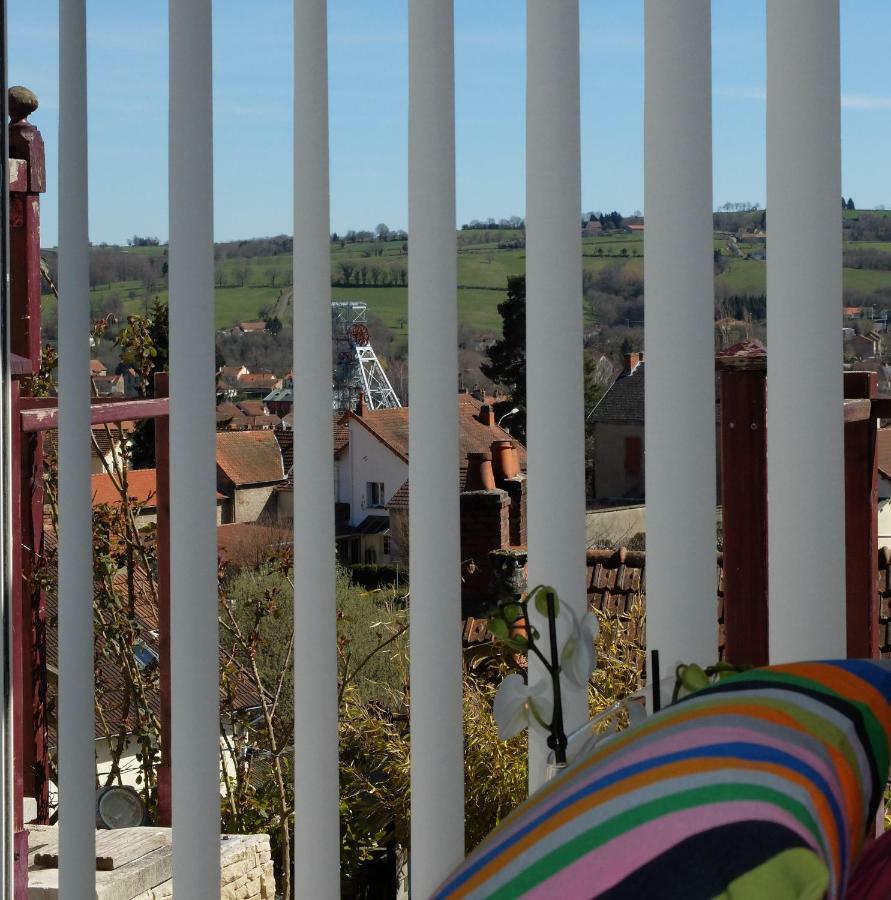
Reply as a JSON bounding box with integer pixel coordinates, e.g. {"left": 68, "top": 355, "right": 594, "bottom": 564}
{"left": 493, "top": 673, "right": 553, "bottom": 740}
{"left": 558, "top": 605, "right": 598, "bottom": 690}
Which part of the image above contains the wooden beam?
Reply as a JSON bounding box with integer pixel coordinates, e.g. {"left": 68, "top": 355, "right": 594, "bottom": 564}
{"left": 20, "top": 396, "right": 169, "bottom": 432}
{"left": 719, "top": 366, "right": 769, "bottom": 667}
{"left": 844, "top": 371, "right": 879, "bottom": 658}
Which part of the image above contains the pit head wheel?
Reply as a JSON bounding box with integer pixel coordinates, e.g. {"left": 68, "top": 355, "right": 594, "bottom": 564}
{"left": 350, "top": 323, "right": 370, "bottom": 346}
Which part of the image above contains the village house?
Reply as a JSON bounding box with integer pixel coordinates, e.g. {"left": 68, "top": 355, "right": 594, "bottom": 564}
{"left": 331, "top": 395, "right": 527, "bottom": 611}
{"left": 45, "top": 423, "right": 133, "bottom": 476}
{"left": 215, "top": 430, "right": 287, "bottom": 524}
{"left": 226, "top": 320, "right": 267, "bottom": 337}
{"left": 263, "top": 372, "right": 294, "bottom": 417}
{"left": 588, "top": 352, "right": 722, "bottom": 502}
{"left": 217, "top": 364, "right": 249, "bottom": 399}
{"left": 90, "top": 467, "right": 228, "bottom": 528}
{"left": 235, "top": 399, "right": 279, "bottom": 429}
{"left": 848, "top": 331, "right": 883, "bottom": 361}
{"left": 237, "top": 371, "right": 282, "bottom": 398}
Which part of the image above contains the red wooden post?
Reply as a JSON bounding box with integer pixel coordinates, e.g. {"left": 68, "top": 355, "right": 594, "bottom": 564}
{"left": 717, "top": 342, "right": 769, "bottom": 667}
{"left": 9, "top": 382, "right": 29, "bottom": 894}
{"left": 9, "top": 86, "right": 48, "bottom": 897}
{"left": 843, "top": 371, "right": 879, "bottom": 658}
{"left": 154, "top": 373, "right": 172, "bottom": 825}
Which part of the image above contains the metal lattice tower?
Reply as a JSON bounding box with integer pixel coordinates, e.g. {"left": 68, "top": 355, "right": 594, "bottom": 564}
{"left": 332, "top": 301, "right": 402, "bottom": 411}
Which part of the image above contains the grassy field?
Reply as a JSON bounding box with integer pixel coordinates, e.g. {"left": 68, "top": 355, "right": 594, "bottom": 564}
{"left": 71, "top": 219, "right": 891, "bottom": 339}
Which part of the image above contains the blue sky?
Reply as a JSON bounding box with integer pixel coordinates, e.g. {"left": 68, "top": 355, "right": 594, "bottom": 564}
{"left": 8, "top": 1, "right": 891, "bottom": 246}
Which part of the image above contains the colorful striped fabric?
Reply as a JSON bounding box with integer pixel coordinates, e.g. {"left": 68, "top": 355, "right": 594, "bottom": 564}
{"left": 434, "top": 660, "right": 891, "bottom": 900}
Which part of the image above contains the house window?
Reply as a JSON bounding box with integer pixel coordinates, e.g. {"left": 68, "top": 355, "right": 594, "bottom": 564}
{"left": 366, "top": 481, "right": 385, "bottom": 508}
{"left": 383, "top": 535, "right": 391, "bottom": 556}
{"left": 624, "top": 436, "right": 642, "bottom": 476}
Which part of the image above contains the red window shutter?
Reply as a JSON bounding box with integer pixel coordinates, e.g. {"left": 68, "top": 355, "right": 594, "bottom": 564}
{"left": 625, "top": 436, "right": 642, "bottom": 475}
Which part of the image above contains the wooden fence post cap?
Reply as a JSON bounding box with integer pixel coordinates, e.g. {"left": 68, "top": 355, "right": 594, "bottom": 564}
{"left": 9, "top": 86, "right": 38, "bottom": 123}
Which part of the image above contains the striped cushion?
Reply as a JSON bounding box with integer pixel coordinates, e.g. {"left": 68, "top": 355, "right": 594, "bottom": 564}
{"left": 434, "top": 660, "right": 891, "bottom": 900}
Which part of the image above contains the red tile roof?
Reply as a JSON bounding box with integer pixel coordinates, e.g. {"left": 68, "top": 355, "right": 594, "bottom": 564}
{"left": 91, "top": 468, "right": 159, "bottom": 508}
{"left": 236, "top": 400, "right": 267, "bottom": 418}
{"left": 89, "top": 359, "right": 107, "bottom": 375}
{"left": 216, "top": 430, "right": 285, "bottom": 486}
{"left": 238, "top": 372, "right": 280, "bottom": 389}
{"left": 349, "top": 395, "right": 527, "bottom": 470}
{"left": 92, "top": 468, "right": 226, "bottom": 507}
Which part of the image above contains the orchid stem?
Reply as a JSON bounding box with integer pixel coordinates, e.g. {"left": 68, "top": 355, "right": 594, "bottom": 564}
{"left": 545, "top": 590, "right": 567, "bottom": 766}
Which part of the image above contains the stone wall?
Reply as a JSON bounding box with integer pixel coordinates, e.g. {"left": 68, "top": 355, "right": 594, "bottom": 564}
{"left": 129, "top": 834, "right": 275, "bottom": 900}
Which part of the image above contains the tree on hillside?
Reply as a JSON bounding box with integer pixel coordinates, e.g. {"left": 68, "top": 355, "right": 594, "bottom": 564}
{"left": 375, "top": 223, "right": 390, "bottom": 240}
{"left": 481, "top": 276, "right": 527, "bottom": 434}
{"left": 847, "top": 197, "right": 856, "bottom": 211}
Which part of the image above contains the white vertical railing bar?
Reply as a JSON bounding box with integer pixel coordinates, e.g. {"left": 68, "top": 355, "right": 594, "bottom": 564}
{"left": 292, "top": 0, "right": 340, "bottom": 896}
{"left": 525, "top": 0, "right": 587, "bottom": 791}
{"left": 168, "top": 0, "right": 220, "bottom": 894}
{"left": 408, "top": 0, "right": 464, "bottom": 893}
{"left": 57, "top": 0, "right": 95, "bottom": 894}
{"left": 643, "top": 2, "right": 717, "bottom": 673}
{"left": 766, "top": 0, "right": 845, "bottom": 662}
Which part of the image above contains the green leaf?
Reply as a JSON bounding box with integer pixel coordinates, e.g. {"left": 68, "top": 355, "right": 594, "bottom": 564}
{"left": 488, "top": 618, "right": 509, "bottom": 640}
{"left": 505, "top": 634, "right": 529, "bottom": 652}
{"left": 679, "top": 663, "right": 710, "bottom": 693}
{"left": 532, "top": 586, "right": 560, "bottom": 618}
{"left": 501, "top": 603, "right": 523, "bottom": 624}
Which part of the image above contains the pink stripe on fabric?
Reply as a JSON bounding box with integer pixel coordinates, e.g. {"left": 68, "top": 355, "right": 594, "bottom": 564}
{"left": 488, "top": 723, "right": 840, "bottom": 855}
{"left": 520, "top": 802, "right": 820, "bottom": 900}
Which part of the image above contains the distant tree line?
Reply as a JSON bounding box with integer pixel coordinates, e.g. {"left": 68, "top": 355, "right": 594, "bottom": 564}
{"left": 332, "top": 260, "right": 408, "bottom": 287}
{"left": 461, "top": 216, "right": 524, "bottom": 230}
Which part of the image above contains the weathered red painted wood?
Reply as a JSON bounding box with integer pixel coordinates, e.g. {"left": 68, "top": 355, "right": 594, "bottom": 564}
{"left": 718, "top": 356, "right": 769, "bottom": 667}
{"left": 9, "top": 384, "right": 26, "bottom": 836}
{"left": 843, "top": 371, "right": 879, "bottom": 658}
{"left": 154, "top": 373, "right": 172, "bottom": 826}
{"left": 9, "top": 110, "right": 45, "bottom": 366}
{"left": 20, "top": 396, "right": 171, "bottom": 432}
{"left": 7, "top": 157, "right": 27, "bottom": 192}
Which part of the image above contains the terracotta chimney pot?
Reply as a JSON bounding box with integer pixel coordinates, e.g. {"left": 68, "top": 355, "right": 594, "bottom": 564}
{"left": 491, "top": 439, "right": 519, "bottom": 480}
{"left": 466, "top": 452, "right": 496, "bottom": 491}
{"left": 479, "top": 404, "right": 495, "bottom": 427}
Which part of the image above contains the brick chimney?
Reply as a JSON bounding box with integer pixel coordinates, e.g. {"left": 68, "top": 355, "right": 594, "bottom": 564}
{"left": 460, "top": 488, "right": 511, "bottom": 616}
{"left": 478, "top": 403, "right": 495, "bottom": 427}
{"left": 624, "top": 351, "right": 643, "bottom": 374}
{"left": 356, "top": 391, "right": 365, "bottom": 416}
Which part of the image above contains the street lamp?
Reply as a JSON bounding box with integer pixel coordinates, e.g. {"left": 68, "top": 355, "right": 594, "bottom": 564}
{"left": 497, "top": 407, "right": 520, "bottom": 427}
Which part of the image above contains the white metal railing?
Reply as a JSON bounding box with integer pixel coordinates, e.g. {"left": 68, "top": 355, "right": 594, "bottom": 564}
{"left": 766, "top": 0, "right": 846, "bottom": 662}
{"left": 168, "top": 0, "right": 221, "bottom": 896}
{"left": 407, "top": 2, "right": 464, "bottom": 896}
{"left": 39, "top": 0, "right": 848, "bottom": 896}
{"left": 525, "top": 0, "right": 588, "bottom": 793}
{"left": 57, "top": 0, "right": 96, "bottom": 894}
{"left": 643, "top": 0, "right": 718, "bottom": 674}
{"left": 292, "top": 0, "right": 340, "bottom": 895}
